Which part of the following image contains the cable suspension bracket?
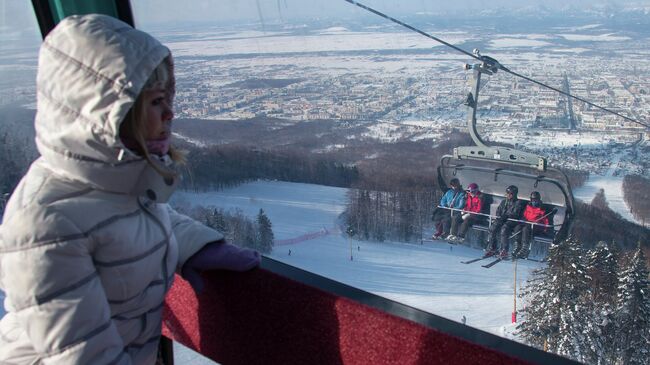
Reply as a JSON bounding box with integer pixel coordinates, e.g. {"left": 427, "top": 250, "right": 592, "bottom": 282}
{"left": 456, "top": 49, "right": 547, "bottom": 171}
{"left": 345, "top": 0, "right": 648, "bottom": 130}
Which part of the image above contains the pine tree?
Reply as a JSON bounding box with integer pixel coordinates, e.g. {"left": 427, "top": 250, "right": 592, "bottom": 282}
{"left": 582, "top": 241, "right": 619, "bottom": 364}
{"left": 205, "top": 208, "right": 227, "bottom": 233}
{"left": 213, "top": 209, "right": 227, "bottom": 233}
{"left": 552, "top": 238, "right": 591, "bottom": 361}
{"left": 256, "top": 208, "right": 274, "bottom": 254}
{"left": 228, "top": 209, "right": 247, "bottom": 245}
{"left": 243, "top": 220, "right": 256, "bottom": 249}
{"left": 516, "top": 265, "right": 554, "bottom": 350}
{"left": 591, "top": 188, "right": 609, "bottom": 211}
{"left": 345, "top": 190, "right": 359, "bottom": 238}
{"left": 587, "top": 241, "right": 619, "bottom": 304}
{"left": 614, "top": 245, "right": 650, "bottom": 365}
{"left": 517, "top": 237, "right": 591, "bottom": 361}
{"left": 360, "top": 190, "right": 371, "bottom": 240}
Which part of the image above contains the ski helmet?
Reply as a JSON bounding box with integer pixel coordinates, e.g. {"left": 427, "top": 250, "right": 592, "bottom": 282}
{"left": 468, "top": 183, "right": 479, "bottom": 191}
{"left": 530, "top": 191, "right": 541, "bottom": 200}
{"left": 506, "top": 185, "right": 518, "bottom": 196}
{"left": 449, "top": 178, "right": 461, "bottom": 188}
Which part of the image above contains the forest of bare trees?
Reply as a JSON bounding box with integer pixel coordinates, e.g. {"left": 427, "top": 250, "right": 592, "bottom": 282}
{"left": 179, "top": 144, "right": 360, "bottom": 190}
{"left": 345, "top": 189, "right": 437, "bottom": 243}
{"left": 571, "top": 189, "right": 650, "bottom": 251}
{"left": 342, "top": 133, "right": 471, "bottom": 243}
{"left": 622, "top": 174, "right": 650, "bottom": 226}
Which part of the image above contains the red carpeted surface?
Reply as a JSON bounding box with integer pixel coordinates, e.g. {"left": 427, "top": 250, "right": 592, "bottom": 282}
{"left": 163, "top": 268, "right": 531, "bottom": 365}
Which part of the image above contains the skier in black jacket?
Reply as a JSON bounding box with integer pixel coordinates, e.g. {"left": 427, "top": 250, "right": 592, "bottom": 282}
{"left": 485, "top": 185, "right": 526, "bottom": 258}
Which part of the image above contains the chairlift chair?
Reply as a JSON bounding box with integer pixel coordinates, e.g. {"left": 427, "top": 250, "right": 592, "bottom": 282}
{"left": 436, "top": 53, "right": 575, "bottom": 257}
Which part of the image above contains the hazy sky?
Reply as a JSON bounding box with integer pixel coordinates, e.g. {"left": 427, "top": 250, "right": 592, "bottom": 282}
{"left": 1, "top": 0, "right": 648, "bottom": 39}
{"left": 130, "top": 0, "right": 649, "bottom": 26}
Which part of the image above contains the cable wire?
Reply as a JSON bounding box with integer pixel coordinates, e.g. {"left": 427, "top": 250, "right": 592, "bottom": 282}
{"left": 344, "top": 0, "right": 649, "bottom": 129}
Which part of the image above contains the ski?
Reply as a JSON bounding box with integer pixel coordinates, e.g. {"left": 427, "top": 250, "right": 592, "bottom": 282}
{"left": 519, "top": 257, "right": 543, "bottom": 263}
{"left": 461, "top": 256, "right": 492, "bottom": 264}
{"left": 482, "top": 257, "right": 509, "bottom": 268}
{"left": 420, "top": 239, "right": 448, "bottom": 243}
{"left": 421, "top": 238, "right": 458, "bottom": 244}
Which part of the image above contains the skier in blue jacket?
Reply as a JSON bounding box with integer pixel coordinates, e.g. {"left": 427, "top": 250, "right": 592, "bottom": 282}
{"left": 431, "top": 178, "right": 466, "bottom": 239}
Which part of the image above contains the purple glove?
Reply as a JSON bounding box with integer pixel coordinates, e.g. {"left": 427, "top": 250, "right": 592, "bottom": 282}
{"left": 181, "top": 241, "right": 260, "bottom": 293}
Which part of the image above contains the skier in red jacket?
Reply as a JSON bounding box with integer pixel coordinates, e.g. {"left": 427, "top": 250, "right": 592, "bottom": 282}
{"left": 513, "top": 191, "right": 550, "bottom": 259}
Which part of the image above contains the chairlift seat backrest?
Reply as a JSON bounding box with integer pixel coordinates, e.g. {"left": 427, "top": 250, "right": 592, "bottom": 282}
{"left": 482, "top": 195, "right": 565, "bottom": 234}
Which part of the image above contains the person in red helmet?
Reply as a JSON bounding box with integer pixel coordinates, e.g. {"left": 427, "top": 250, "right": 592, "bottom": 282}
{"left": 449, "top": 182, "right": 484, "bottom": 242}
{"left": 513, "top": 191, "right": 550, "bottom": 259}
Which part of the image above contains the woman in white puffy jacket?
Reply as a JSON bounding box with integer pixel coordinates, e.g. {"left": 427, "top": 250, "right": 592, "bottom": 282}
{"left": 0, "top": 14, "right": 260, "bottom": 364}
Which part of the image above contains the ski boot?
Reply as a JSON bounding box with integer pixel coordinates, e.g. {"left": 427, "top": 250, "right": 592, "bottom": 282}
{"left": 452, "top": 235, "right": 465, "bottom": 244}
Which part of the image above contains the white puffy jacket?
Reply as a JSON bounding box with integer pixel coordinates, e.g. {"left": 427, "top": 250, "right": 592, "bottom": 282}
{"left": 0, "top": 15, "right": 222, "bottom": 364}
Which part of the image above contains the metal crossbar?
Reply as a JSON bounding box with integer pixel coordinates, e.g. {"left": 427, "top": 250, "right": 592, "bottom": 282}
{"left": 435, "top": 206, "right": 557, "bottom": 229}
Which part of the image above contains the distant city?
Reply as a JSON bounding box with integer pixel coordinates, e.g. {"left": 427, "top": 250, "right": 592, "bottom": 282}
{"left": 169, "top": 39, "right": 650, "bottom": 134}
{"left": 159, "top": 21, "right": 649, "bottom": 178}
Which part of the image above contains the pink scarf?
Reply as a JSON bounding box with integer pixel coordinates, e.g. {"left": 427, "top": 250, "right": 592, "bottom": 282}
{"left": 121, "top": 136, "right": 170, "bottom": 156}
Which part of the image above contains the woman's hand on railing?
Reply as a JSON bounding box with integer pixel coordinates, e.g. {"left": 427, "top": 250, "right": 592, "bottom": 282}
{"left": 182, "top": 241, "right": 260, "bottom": 293}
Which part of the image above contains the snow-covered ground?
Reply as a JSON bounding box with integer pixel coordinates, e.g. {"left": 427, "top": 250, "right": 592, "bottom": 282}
{"left": 172, "top": 180, "right": 543, "bottom": 336}
{"left": 573, "top": 151, "right": 638, "bottom": 224}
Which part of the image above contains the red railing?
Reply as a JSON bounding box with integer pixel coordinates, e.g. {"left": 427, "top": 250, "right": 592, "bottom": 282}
{"left": 163, "top": 258, "right": 578, "bottom": 365}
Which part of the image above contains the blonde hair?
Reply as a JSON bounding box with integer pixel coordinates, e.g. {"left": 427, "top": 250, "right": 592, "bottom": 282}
{"left": 120, "top": 58, "right": 186, "bottom": 178}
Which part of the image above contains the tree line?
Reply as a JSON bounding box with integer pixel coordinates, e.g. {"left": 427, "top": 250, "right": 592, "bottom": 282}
{"left": 175, "top": 204, "right": 275, "bottom": 254}
{"left": 340, "top": 133, "right": 472, "bottom": 243}
{"left": 518, "top": 239, "right": 649, "bottom": 365}
{"left": 179, "top": 144, "right": 360, "bottom": 191}
{"left": 622, "top": 174, "right": 650, "bottom": 226}
{"left": 343, "top": 183, "right": 650, "bottom": 255}
{"left": 345, "top": 188, "right": 437, "bottom": 243}
{"left": 571, "top": 189, "right": 650, "bottom": 251}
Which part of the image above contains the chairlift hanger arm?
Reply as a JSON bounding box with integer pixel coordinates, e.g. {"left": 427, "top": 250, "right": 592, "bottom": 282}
{"left": 460, "top": 51, "right": 549, "bottom": 171}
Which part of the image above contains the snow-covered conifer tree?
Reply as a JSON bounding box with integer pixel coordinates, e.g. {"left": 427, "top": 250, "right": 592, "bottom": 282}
{"left": 614, "top": 245, "right": 650, "bottom": 365}
{"left": 256, "top": 208, "right": 274, "bottom": 253}
{"left": 209, "top": 208, "right": 227, "bottom": 233}
{"left": 587, "top": 241, "right": 619, "bottom": 304}
{"left": 517, "top": 237, "right": 591, "bottom": 362}
{"left": 517, "top": 265, "right": 554, "bottom": 350}
{"left": 591, "top": 188, "right": 609, "bottom": 211}
{"left": 553, "top": 238, "right": 590, "bottom": 361}
{"left": 580, "top": 241, "right": 619, "bottom": 364}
